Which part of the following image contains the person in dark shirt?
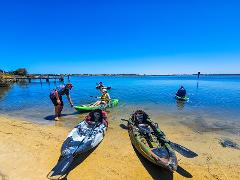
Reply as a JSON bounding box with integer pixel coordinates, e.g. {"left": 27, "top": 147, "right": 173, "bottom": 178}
{"left": 176, "top": 86, "right": 186, "bottom": 98}
{"left": 49, "top": 83, "right": 74, "bottom": 121}
{"left": 97, "top": 82, "right": 104, "bottom": 88}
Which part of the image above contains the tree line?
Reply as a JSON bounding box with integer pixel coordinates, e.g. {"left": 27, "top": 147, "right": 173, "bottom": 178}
{"left": 0, "top": 68, "right": 28, "bottom": 76}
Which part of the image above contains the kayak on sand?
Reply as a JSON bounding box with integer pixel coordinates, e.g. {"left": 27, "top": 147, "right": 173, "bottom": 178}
{"left": 96, "top": 86, "right": 111, "bottom": 90}
{"left": 122, "top": 112, "right": 178, "bottom": 171}
{"left": 121, "top": 110, "right": 198, "bottom": 172}
{"left": 47, "top": 110, "right": 108, "bottom": 179}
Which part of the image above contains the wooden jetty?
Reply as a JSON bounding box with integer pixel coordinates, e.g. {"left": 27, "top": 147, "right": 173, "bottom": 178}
{"left": 7, "top": 74, "right": 65, "bottom": 83}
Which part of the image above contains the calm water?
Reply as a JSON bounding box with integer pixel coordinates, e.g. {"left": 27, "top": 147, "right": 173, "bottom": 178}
{"left": 0, "top": 75, "right": 240, "bottom": 135}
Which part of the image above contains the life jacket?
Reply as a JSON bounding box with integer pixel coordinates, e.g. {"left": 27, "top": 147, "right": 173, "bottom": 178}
{"left": 101, "top": 93, "right": 110, "bottom": 102}
{"left": 50, "top": 85, "right": 69, "bottom": 98}
{"left": 85, "top": 111, "right": 108, "bottom": 126}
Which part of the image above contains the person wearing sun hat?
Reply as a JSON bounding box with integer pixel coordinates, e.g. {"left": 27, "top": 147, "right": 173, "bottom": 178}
{"left": 92, "top": 89, "right": 111, "bottom": 106}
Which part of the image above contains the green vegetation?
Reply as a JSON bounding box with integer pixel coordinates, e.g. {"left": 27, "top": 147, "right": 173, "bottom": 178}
{"left": 0, "top": 68, "right": 28, "bottom": 87}
{"left": 13, "top": 68, "right": 28, "bottom": 76}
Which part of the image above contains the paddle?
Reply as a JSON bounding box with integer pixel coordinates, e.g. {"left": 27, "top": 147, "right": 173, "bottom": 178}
{"left": 121, "top": 119, "right": 198, "bottom": 158}
{"left": 90, "top": 96, "right": 98, "bottom": 98}
{"left": 96, "top": 83, "right": 112, "bottom": 90}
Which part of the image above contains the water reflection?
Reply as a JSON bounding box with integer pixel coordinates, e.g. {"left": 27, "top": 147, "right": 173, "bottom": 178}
{"left": 176, "top": 100, "right": 186, "bottom": 110}
{"left": 0, "top": 75, "right": 240, "bottom": 134}
{"left": 17, "top": 80, "right": 29, "bottom": 88}
{"left": 0, "top": 86, "right": 12, "bottom": 101}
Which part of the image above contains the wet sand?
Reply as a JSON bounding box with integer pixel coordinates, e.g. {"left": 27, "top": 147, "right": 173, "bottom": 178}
{"left": 0, "top": 115, "right": 239, "bottom": 180}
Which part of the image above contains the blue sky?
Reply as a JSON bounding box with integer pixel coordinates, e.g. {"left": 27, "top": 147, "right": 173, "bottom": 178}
{"left": 0, "top": 0, "right": 240, "bottom": 74}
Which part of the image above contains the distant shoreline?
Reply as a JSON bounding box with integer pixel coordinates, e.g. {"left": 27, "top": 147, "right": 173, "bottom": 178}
{"left": 66, "top": 73, "right": 240, "bottom": 77}
{"left": 2, "top": 73, "right": 240, "bottom": 79}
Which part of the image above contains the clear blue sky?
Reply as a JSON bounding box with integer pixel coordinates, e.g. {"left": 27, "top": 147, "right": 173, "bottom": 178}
{"left": 0, "top": 0, "right": 240, "bottom": 74}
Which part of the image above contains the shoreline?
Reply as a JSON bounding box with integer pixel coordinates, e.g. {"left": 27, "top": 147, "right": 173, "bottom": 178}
{"left": 2, "top": 73, "right": 240, "bottom": 78}
{"left": 0, "top": 115, "right": 239, "bottom": 179}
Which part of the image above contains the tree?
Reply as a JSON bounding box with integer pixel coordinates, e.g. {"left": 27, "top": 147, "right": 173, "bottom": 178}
{"left": 13, "top": 68, "right": 28, "bottom": 76}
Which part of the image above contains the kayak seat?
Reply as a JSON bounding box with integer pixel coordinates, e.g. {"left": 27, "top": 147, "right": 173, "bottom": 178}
{"left": 152, "top": 147, "right": 169, "bottom": 158}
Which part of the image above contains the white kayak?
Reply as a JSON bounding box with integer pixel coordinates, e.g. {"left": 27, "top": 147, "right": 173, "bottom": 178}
{"left": 47, "top": 120, "right": 107, "bottom": 179}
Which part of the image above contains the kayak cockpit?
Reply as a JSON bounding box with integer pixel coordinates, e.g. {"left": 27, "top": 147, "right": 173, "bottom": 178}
{"left": 129, "top": 124, "right": 178, "bottom": 171}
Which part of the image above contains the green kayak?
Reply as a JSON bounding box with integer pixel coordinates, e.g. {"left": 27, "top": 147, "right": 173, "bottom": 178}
{"left": 74, "top": 99, "right": 119, "bottom": 112}
{"left": 126, "top": 117, "right": 178, "bottom": 171}
{"left": 175, "top": 95, "right": 189, "bottom": 101}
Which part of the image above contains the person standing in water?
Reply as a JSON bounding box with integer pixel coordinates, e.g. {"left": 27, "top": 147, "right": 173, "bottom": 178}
{"left": 176, "top": 86, "right": 186, "bottom": 97}
{"left": 50, "top": 83, "right": 74, "bottom": 121}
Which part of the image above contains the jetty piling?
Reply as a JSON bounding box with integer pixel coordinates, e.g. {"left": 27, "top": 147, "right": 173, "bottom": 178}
{"left": 198, "top": 72, "right": 200, "bottom": 78}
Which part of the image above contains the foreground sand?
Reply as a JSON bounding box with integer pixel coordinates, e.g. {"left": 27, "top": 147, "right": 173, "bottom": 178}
{"left": 0, "top": 115, "right": 239, "bottom": 180}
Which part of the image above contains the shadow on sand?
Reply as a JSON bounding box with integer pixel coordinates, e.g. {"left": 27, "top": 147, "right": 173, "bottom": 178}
{"left": 133, "top": 146, "right": 173, "bottom": 180}
{"left": 133, "top": 145, "right": 192, "bottom": 179}
{"left": 120, "top": 122, "right": 173, "bottom": 179}
{"left": 176, "top": 165, "right": 192, "bottom": 178}
{"left": 120, "top": 123, "right": 192, "bottom": 179}
{"left": 61, "top": 147, "right": 96, "bottom": 180}
{"left": 44, "top": 112, "right": 79, "bottom": 121}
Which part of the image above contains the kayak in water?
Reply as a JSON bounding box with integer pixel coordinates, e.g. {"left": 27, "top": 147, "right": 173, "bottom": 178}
{"left": 175, "top": 95, "right": 189, "bottom": 101}
{"left": 74, "top": 99, "right": 119, "bottom": 112}
{"left": 47, "top": 109, "right": 108, "bottom": 179}
{"left": 95, "top": 82, "right": 111, "bottom": 90}
{"left": 96, "top": 85, "right": 111, "bottom": 90}
{"left": 122, "top": 110, "right": 178, "bottom": 171}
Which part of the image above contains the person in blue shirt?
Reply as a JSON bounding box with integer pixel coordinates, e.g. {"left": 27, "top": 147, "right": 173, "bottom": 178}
{"left": 49, "top": 83, "right": 74, "bottom": 121}
{"left": 176, "top": 86, "right": 186, "bottom": 97}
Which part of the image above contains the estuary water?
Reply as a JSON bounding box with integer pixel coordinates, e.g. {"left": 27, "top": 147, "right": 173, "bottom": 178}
{"left": 0, "top": 75, "right": 240, "bottom": 135}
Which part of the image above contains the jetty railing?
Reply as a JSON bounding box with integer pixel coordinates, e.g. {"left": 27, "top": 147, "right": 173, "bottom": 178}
{"left": 6, "top": 74, "right": 65, "bottom": 83}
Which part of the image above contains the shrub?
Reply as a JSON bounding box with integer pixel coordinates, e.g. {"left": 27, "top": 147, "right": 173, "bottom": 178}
{"left": 13, "top": 68, "right": 28, "bottom": 76}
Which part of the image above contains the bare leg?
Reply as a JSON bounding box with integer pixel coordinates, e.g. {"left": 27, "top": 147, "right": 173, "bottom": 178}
{"left": 54, "top": 105, "right": 61, "bottom": 121}
{"left": 59, "top": 106, "right": 63, "bottom": 117}
{"left": 101, "top": 101, "right": 107, "bottom": 105}
{"left": 92, "top": 101, "right": 101, "bottom": 106}
{"left": 54, "top": 106, "right": 58, "bottom": 117}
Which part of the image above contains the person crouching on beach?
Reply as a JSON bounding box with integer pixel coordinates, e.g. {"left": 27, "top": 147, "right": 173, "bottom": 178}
{"left": 49, "top": 83, "right": 74, "bottom": 121}
{"left": 92, "top": 89, "right": 111, "bottom": 106}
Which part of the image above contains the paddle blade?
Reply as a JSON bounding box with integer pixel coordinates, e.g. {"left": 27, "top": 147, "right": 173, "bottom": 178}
{"left": 47, "top": 155, "right": 74, "bottom": 179}
{"left": 90, "top": 96, "right": 97, "bottom": 98}
{"left": 170, "top": 142, "right": 198, "bottom": 158}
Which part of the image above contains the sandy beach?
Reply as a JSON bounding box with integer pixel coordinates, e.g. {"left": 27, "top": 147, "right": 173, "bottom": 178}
{"left": 0, "top": 115, "right": 239, "bottom": 180}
